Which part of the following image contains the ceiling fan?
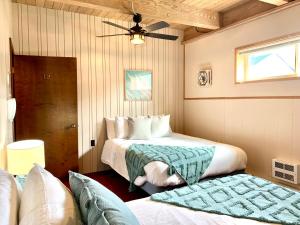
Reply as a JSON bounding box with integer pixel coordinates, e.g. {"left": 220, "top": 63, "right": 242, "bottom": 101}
{"left": 96, "top": 13, "right": 179, "bottom": 45}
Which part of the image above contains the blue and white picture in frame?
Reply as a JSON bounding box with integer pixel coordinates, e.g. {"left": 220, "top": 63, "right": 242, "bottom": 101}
{"left": 125, "top": 70, "right": 152, "bottom": 101}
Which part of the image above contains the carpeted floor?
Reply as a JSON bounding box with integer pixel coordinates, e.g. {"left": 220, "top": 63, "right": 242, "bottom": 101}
{"left": 62, "top": 170, "right": 149, "bottom": 202}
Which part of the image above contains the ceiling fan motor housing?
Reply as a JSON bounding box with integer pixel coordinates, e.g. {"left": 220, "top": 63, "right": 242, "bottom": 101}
{"left": 133, "top": 13, "right": 142, "bottom": 24}
{"left": 131, "top": 13, "right": 144, "bottom": 33}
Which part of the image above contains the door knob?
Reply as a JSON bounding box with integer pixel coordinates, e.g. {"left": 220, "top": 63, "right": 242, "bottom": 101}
{"left": 70, "top": 124, "right": 77, "bottom": 128}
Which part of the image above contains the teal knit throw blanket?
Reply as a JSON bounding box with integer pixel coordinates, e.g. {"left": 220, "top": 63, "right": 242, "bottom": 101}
{"left": 125, "top": 144, "right": 215, "bottom": 191}
{"left": 151, "top": 174, "right": 300, "bottom": 225}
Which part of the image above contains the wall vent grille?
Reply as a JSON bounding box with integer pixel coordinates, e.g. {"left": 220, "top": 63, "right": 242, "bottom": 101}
{"left": 272, "top": 159, "right": 299, "bottom": 184}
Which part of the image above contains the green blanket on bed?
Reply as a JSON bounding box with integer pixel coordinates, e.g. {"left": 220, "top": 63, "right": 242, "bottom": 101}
{"left": 151, "top": 174, "right": 300, "bottom": 225}
{"left": 125, "top": 144, "right": 215, "bottom": 191}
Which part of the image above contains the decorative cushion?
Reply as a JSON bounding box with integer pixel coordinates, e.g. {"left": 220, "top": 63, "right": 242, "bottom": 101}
{"left": 151, "top": 115, "right": 172, "bottom": 138}
{"left": 69, "top": 171, "right": 140, "bottom": 225}
{"left": 0, "top": 169, "right": 19, "bottom": 225}
{"left": 105, "top": 118, "right": 116, "bottom": 139}
{"left": 19, "top": 165, "right": 82, "bottom": 225}
{"left": 128, "top": 117, "right": 152, "bottom": 140}
{"left": 115, "top": 116, "right": 129, "bottom": 139}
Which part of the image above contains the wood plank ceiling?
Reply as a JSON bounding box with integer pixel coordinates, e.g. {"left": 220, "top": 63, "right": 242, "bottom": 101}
{"left": 12, "top": 0, "right": 292, "bottom": 41}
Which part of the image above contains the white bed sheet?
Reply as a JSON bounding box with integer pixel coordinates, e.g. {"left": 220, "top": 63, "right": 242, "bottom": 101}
{"left": 126, "top": 197, "right": 276, "bottom": 225}
{"left": 101, "top": 133, "right": 247, "bottom": 187}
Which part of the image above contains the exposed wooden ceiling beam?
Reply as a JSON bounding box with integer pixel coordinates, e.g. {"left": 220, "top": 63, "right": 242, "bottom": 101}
{"left": 183, "top": 0, "right": 300, "bottom": 44}
{"left": 221, "top": 0, "right": 275, "bottom": 27}
{"left": 258, "top": 0, "right": 289, "bottom": 6}
{"left": 183, "top": 0, "right": 276, "bottom": 42}
{"left": 183, "top": 27, "right": 211, "bottom": 42}
{"left": 46, "top": 0, "right": 220, "bottom": 29}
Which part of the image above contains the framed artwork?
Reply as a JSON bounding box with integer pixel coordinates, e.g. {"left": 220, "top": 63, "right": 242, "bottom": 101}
{"left": 125, "top": 70, "right": 152, "bottom": 101}
{"left": 198, "top": 69, "right": 212, "bottom": 86}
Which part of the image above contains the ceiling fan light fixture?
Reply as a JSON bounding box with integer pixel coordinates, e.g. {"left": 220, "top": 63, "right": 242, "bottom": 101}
{"left": 130, "top": 34, "right": 145, "bottom": 45}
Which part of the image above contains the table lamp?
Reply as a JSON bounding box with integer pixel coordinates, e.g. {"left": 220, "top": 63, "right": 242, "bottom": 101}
{"left": 6, "top": 140, "right": 45, "bottom": 175}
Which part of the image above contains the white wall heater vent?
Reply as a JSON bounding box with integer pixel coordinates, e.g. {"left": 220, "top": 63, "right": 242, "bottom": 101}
{"left": 272, "top": 159, "right": 300, "bottom": 184}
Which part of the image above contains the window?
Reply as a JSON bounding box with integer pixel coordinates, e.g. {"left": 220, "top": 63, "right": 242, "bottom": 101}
{"left": 235, "top": 34, "right": 300, "bottom": 83}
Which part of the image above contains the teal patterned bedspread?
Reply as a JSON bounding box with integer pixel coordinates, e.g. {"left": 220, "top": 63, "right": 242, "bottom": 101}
{"left": 151, "top": 174, "right": 300, "bottom": 225}
{"left": 125, "top": 144, "right": 215, "bottom": 191}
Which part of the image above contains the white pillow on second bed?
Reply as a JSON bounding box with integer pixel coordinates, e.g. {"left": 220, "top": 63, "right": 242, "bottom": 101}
{"left": 151, "top": 115, "right": 171, "bottom": 138}
{"left": 108, "top": 115, "right": 172, "bottom": 140}
{"left": 128, "top": 116, "right": 152, "bottom": 140}
{"left": 115, "top": 116, "right": 130, "bottom": 139}
{"left": 105, "top": 118, "right": 116, "bottom": 139}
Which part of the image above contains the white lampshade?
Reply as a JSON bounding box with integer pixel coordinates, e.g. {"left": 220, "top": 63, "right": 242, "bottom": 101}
{"left": 6, "top": 140, "right": 45, "bottom": 175}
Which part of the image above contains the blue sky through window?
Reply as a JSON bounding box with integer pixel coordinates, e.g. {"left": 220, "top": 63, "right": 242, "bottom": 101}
{"left": 249, "top": 54, "right": 270, "bottom": 65}
{"left": 247, "top": 44, "right": 296, "bottom": 79}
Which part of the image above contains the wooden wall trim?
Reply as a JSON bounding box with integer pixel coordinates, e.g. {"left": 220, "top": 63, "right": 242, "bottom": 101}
{"left": 184, "top": 96, "right": 300, "bottom": 100}
{"left": 235, "top": 32, "right": 300, "bottom": 52}
{"left": 183, "top": 44, "right": 186, "bottom": 101}
{"left": 258, "top": 0, "right": 289, "bottom": 6}
{"left": 182, "top": 0, "right": 300, "bottom": 45}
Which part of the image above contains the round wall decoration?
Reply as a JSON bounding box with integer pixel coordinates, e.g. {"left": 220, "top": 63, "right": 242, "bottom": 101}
{"left": 198, "top": 69, "right": 212, "bottom": 86}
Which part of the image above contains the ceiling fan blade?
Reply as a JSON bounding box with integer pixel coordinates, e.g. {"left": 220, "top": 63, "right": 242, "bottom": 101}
{"left": 145, "top": 32, "right": 178, "bottom": 41}
{"left": 144, "top": 21, "right": 169, "bottom": 32}
{"left": 96, "top": 34, "right": 129, "bottom": 38}
{"left": 102, "top": 21, "right": 130, "bottom": 31}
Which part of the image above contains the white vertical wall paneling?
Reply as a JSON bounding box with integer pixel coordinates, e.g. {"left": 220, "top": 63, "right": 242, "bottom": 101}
{"left": 41, "top": 8, "right": 47, "bottom": 56}
{"left": 184, "top": 98, "right": 300, "bottom": 190}
{"left": 12, "top": 3, "right": 184, "bottom": 173}
{"left": 0, "top": 0, "right": 12, "bottom": 169}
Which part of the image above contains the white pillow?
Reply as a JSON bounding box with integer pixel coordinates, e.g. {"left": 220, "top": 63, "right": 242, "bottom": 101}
{"left": 19, "top": 165, "right": 82, "bottom": 225}
{"left": 151, "top": 114, "right": 172, "bottom": 138}
{"left": 0, "top": 170, "right": 19, "bottom": 225}
{"left": 105, "top": 117, "right": 116, "bottom": 139}
{"left": 128, "top": 116, "right": 152, "bottom": 140}
{"left": 115, "top": 116, "right": 129, "bottom": 139}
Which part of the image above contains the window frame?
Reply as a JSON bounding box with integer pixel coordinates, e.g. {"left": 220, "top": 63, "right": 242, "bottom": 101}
{"left": 235, "top": 33, "right": 300, "bottom": 84}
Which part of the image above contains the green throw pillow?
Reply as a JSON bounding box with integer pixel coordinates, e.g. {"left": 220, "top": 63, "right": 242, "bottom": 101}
{"left": 69, "top": 171, "right": 140, "bottom": 225}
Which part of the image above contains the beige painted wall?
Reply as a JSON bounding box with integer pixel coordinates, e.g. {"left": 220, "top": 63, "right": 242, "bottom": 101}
{"left": 0, "top": 0, "right": 13, "bottom": 169}
{"left": 12, "top": 3, "right": 184, "bottom": 173}
{"left": 185, "top": 5, "right": 300, "bottom": 98}
{"left": 184, "top": 5, "right": 300, "bottom": 189}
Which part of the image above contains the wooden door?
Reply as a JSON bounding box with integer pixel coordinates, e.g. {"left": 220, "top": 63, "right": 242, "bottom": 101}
{"left": 13, "top": 55, "right": 78, "bottom": 178}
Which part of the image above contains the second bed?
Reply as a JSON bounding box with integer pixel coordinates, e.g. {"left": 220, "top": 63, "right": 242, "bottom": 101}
{"left": 101, "top": 133, "right": 247, "bottom": 189}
